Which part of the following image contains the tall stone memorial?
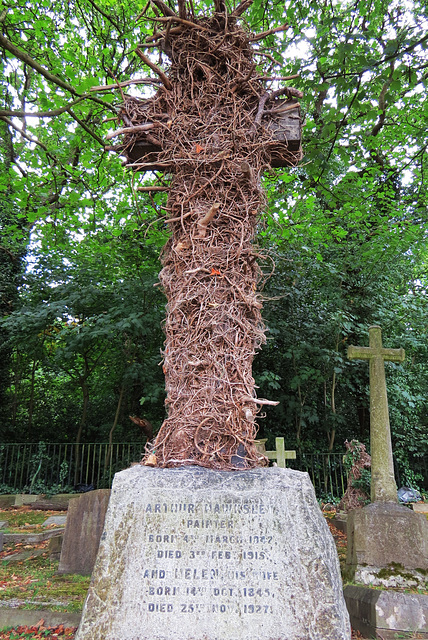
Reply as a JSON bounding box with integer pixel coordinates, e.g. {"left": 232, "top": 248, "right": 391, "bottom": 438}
{"left": 76, "top": 466, "right": 351, "bottom": 640}
{"left": 76, "top": 1, "right": 351, "bottom": 637}
{"left": 346, "top": 326, "right": 428, "bottom": 587}
{"left": 347, "top": 325, "right": 404, "bottom": 503}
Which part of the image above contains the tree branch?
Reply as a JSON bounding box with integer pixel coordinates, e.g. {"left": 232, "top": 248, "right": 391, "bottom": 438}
{"left": 90, "top": 79, "right": 162, "bottom": 93}
{"left": 151, "top": 0, "right": 177, "bottom": 17}
{"left": 135, "top": 48, "right": 172, "bottom": 90}
{"left": 68, "top": 109, "right": 107, "bottom": 146}
{"left": 0, "top": 33, "right": 78, "bottom": 95}
{"left": 214, "top": 0, "right": 226, "bottom": 13}
{"left": 0, "top": 116, "right": 48, "bottom": 152}
{"left": 323, "top": 32, "right": 428, "bottom": 79}
{"left": 0, "top": 245, "right": 18, "bottom": 263}
{"left": 270, "top": 86, "right": 304, "bottom": 100}
{"left": 149, "top": 16, "right": 207, "bottom": 31}
{"left": 249, "top": 23, "right": 289, "bottom": 43}
{"left": 370, "top": 63, "right": 394, "bottom": 137}
{"left": 315, "top": 74, "right": 363, "bottom": 183}
{"left": 178, "top": 0, "right": 187, "bottom": 19}
{"left": 231, "top": 0, "right": 254, "bottom": 17}
{"left": 0, "top": 96, "right": 86, "bottom": 118}
{"left": 106, "top": 122, "right": 160, "bottom": 140}
{"left": 86, "top": 0, "right": 122, "bottom": 32}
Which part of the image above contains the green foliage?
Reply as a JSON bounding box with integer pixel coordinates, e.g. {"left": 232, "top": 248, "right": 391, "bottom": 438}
{"left": 351, "top": 468, "right": 371, "bottom": 500}
{"left": 0, "top": 0, "right": 426, "bottom": 485}
{"left": 343, "top": 440, "right": 368, "bottom": 475}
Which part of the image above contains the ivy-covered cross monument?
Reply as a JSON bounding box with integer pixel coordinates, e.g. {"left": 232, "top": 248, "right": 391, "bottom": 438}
{"left": 111, "top": 0, "right": 302, "bottom": 469}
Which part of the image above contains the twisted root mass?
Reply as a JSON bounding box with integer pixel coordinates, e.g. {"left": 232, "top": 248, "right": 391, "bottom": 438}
{"left": 118, "top": 9, "right": 300, "bottom": 469}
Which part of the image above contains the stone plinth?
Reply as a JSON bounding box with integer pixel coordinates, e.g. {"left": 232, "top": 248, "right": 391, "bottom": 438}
{"left": 344, "top": 585, "right": 428, "bottom": 639}
{"left": 346, "top": 502, "right": 428, "bottom": 587}
{"left": 75, "top": 466, "right": 350, "bottom": 640}
{"left": 57, "top": 489, "right": 111, "bottom": 576}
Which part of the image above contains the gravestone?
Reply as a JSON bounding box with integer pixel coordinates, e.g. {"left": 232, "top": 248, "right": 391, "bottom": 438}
{"left": 347, "top": 325, "right": 404, "bottom": 503}
{"left": 346, "top": 501, "right": 428, "bottom": 587}
{"left": 75, "top": 466, "right": 350, "bottom": 640}
{"left": 346, "top": 326, "right": 428, "bottom": 636}
{"left": 57, "top": 488, "right": 110, "bottom": 576}
{"left": 48, "top": 534, "right": 63, "bottom": 560}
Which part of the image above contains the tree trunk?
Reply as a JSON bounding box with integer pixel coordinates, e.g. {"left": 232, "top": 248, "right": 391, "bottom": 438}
{"left": 104, "top": 384, "right": 125, "bottom": 473}
{"left": 28, "top": 359, "right": 37, "bottom": 431}
{"left": 11, "top": 349, "right": 21, "bottom": 428}
{"left": 74, "top": 379, "right": 89, "bottom": 486}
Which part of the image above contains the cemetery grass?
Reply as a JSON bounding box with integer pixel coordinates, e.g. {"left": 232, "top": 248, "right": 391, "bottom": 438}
{"left": 0, "top": 508, "right": 90, "bottom": 613}
{"left": 0, "top": 508, "right": 65, "bottom": 534}
{"left": 0, "top": 550, "right": 90, "bottom": 612}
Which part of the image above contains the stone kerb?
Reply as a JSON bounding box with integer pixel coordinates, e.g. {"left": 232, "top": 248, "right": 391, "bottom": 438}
{"left": 75, "top": 466, "right": 351, "bottom": 640}
{"left": 344, "top": 585, "right": 428, "bottom": 639}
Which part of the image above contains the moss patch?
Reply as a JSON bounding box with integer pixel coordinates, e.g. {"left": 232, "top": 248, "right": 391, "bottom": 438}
{"left": 0, "top": 548, "right": 89, "bottom": 612}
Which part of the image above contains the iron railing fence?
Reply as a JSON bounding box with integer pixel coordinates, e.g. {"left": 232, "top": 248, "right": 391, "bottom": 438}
{"left": 0, "top": 442, "right": 426, "bottom": 499}
{"left": 288, "top": 453, "right": 347, "bottom": 500}
{"left": 0, "top": 442, "right": 145, "bottom": 493}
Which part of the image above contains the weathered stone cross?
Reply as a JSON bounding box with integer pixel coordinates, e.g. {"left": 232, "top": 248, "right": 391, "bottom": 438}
{"left": 347, "top": 325, "right": 405, "bottom": 503}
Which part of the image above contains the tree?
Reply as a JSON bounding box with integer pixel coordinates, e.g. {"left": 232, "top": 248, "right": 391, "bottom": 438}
{"left": 0, "top": 0, "right": 427, "bottom": 483}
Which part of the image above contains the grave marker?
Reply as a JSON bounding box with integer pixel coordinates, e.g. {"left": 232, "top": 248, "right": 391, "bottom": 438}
{"left": 347, "top": 325, "right": 404, "bottom": 502}
{"left": 346, "top": 326, "right": 428, "bottom": 632}
{"left": 75, "top": 466, "right": 351, "bottom": 640}
{"left": 57, "top": 489, "right": 110, "bottom": 576}
{"left": 265, "top": 436, "right": 296, "bottom": 468}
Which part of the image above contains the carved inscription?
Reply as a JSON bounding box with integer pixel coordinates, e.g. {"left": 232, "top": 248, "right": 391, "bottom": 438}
{"left": 138, "top": 498, "right": 281, "bottom": 619}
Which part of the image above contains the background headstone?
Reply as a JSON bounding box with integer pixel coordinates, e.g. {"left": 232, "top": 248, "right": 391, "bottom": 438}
{"left": 43, "top": 515, "right": 67, "bottom": 527}
{"left": 76, "top": 466, "right": 350, "bottom": 640}
{"left": 48, "top": 534, "right": 63, "bottom": 560}
{"left": 346, "top": 501, "right": 428, "bottom": 587}
{"left": 57, "top": 489, "right": 111, "bottom": 576}
{"left": 14, "top": 494, "right": 42, "bottom": 506}
{"left": 413, "top": 503, "right": 428, "bottom": 514}
{"left": 0, "top": 496, "right": 16, "bottom": 509}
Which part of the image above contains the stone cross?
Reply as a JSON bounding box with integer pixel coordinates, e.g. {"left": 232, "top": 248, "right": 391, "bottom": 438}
{"left": 266, "top": 437, "right": 296, "bottom": 468}
{"left": 347, "top": 325, "right": 405, "bottom": 503}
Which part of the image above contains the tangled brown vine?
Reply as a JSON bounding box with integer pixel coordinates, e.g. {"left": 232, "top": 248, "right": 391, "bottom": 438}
{"left": 339, "top": 440, "right": 371, "bottom": 511}
{"left": 109, "top": 2, "right": 302, "bottom": 469}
